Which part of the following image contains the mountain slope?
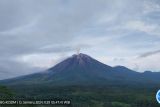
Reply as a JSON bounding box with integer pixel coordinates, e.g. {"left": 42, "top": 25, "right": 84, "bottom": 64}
{"left": 0, "top": 53, "right": 160, "bottom": 86}
{"left": 1, "top": 53, "right": 116, "bottom": 85}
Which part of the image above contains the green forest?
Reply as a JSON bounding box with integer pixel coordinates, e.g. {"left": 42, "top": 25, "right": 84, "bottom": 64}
{"left": 0, "top": 84, "right": 160, "bottom": 107}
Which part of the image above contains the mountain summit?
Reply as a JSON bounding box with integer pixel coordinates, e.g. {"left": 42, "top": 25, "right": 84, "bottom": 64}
{"left": 48, "top": 53, "right": 113, "bottom": 74}
{"left": 1, "top": 53, "right": 160, "bottom": 86}
{"left": 46, "top": 53, "right": 114, "bottom": 85}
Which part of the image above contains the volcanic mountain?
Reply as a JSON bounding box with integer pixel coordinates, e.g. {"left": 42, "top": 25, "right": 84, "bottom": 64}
{"left": 1, "top": 53, "right": 160, "bottom": 86}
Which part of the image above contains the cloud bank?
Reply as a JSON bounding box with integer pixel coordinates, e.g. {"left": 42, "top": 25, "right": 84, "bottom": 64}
{"left": 0, "top": 0, "right": 160, "bottom": 79}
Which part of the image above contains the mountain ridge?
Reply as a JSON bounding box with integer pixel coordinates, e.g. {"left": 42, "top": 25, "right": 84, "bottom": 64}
{"left": 0, "top": 53, "right": 160, "bottom": 86}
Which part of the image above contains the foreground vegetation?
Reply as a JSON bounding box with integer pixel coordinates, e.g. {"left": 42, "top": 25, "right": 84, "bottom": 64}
{"left": 0, "top": 84, "right": 159, "bottom": 107}
{"left": 0, "top": 85, "right": 14, "bottom": 99}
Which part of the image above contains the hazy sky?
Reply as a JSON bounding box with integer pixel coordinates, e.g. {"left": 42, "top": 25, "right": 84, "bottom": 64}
{"left": 0, "top": 0, "right": 160, "bottom": 79}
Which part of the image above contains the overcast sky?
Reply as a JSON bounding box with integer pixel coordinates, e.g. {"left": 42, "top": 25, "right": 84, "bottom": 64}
{"left": 0, "top": 0, "right": 160, "bottom": 79}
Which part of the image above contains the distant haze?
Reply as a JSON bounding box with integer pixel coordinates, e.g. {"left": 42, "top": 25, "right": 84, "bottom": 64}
{"left": 0, "top": 0, "right": 160, "bottom": 79}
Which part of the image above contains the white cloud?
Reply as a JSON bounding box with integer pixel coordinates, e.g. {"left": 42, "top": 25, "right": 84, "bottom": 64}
{"left": 125, "top": 20, "right": 160, "bottom": 37}
{"left": 143, "top": 1, "right": 160, "bottom": 14}
{"left": 134, "top": 53, "right": 160, "bottom": 72}
{"left": 0, "top": 17, "right": 40, "bottom": 35}
{"left": 14, "top": 53, "right": 68, "bottom": 69}
{"left": 0, "top": 0, "right": 160, "bottom": 79}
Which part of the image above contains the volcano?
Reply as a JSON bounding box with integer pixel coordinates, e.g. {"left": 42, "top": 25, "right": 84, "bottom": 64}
{"left": 1, "top": 53, "right": 160, "bottom": 86}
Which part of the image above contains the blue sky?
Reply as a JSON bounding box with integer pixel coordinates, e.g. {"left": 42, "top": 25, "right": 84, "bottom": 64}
{"left": 0, "top": 0, "right": 160, "bottom": 79}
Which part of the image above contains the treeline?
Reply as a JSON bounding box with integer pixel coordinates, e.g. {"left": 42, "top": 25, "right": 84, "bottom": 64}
{"left": 2, "top": 85, "right": 159, "bottom": 107}
{"left": 0, "top": 85, "right": 14, "bottom": 99}
{"left": 0, "top": 84, "right": 159, "bottom": 107}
